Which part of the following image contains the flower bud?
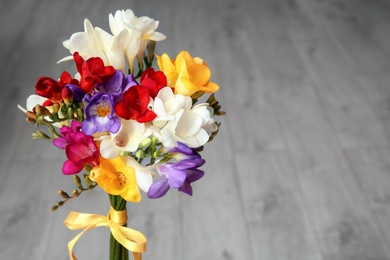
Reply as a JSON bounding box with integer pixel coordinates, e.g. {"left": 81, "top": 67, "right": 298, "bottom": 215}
{"left": 151, "top": 136, "right": 158, "bottom": 147}
{"left": 139, "top": 138, "right": 152, "bottom": 149}
{"left": 76, "top": 108, "right": 84, "bottom": 121}
{"left": 83, "top": 164, "right": 92, "bottom": 173}
{"left": 84, "top": 175, "right": 93, "bottom": 188}
{"left": 35, "top": 104, "right": 51, "bottom": 117}
{"left": 73, "top": 175, "right": 83, "bottom": 190}
{"left": 52, "top": 103, "right": 60, "bottom": 113}
{"left": 152, "top": 151, "right": 160, "bottom": 158}
{"left": 147, "top": 40, "right": 156, "bottom": 63}
{"left": 32, "top": 132, "right": 41, "bottom": 139}
{"left": 35, "top": 104, "right": 42, "bottom": 116}
{"left": 26, "top": 111, "right": 37, "bottom": 119}
{"left": 36, "top": 130, "right": 50, "bottom": 139}
{"left": 58, "top": 190, "right": 70, "bottom": 199}
{"left": 191, "top": 91, "right": 204, "bottom": 100}
{"left": 67, "top": 107, "right": 74, "bottom": 118}
{"left": 72, "top": 189, "right": 79, "bottom": 197}
{"left": 135, "top": 150, "right": 145, "bottom": 159}
{"left": 26, "top": 117, "right": 36, "bottom": 124}
{"left": 62, "top": 87, "right": 73, "bottom": 104}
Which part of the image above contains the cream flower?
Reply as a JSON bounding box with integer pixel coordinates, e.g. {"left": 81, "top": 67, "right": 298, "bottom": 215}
{"left": 18, "top": 94, "right": 47, "bottom": 113}
{"left": 152, "top": 87, "right": 192, "bottom": 128}
{"left": 123, "top": 156, "right": 157, "bottom": 193}
{"left": 100, "top": 119, "right": 152, "bottom": 159}
{"left": 59, "top": 19, "right": 127, "bottom": 71}
{"left": 152, "top": 87, "right": 217, "bottom": 148}
{"left": 109, "top": 9, "right": 166, "bottom": 72}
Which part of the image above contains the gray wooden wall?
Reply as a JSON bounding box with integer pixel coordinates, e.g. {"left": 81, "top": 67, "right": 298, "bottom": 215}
{"left": 1, "top": 0, "right": 390, "bottom": 259}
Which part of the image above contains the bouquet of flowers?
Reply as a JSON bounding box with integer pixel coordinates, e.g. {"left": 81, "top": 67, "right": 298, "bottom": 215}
{"left": 18, "top": 9, "right": 224, "bottom": 260}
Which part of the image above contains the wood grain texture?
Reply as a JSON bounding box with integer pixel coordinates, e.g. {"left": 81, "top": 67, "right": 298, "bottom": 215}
{"left": 1, "top": 0, "right": 390, "bottom": 259}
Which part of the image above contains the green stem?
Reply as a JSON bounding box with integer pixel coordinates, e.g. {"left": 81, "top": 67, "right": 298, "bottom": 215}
{"left": 108, "top": 194, "right": 129, "bottom": 260}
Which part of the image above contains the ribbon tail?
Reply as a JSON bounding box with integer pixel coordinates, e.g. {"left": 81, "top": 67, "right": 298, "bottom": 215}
{"left": 133, "top": 252, "right": 142, "bottom": 260}
{"left": 68, "top": 223, "right": 100, "bottom": 260}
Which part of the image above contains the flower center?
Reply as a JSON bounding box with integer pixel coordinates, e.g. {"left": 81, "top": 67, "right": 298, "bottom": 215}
{"left": 96, "top": 103, "right": 111, "bottom": 117}
{"left": 115, "top": 132, "right": 129, "bottom": 147}
{"left": 118, "top": 172, "right": 128, "bottom": 186}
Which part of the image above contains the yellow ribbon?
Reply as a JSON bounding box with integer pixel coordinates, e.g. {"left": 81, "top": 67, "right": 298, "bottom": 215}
{"left": 64, "top": 207, "right": 147, "bottom": 260}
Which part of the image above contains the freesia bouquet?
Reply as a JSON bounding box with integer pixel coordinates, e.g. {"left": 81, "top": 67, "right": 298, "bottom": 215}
{"left": 19, "top": 9, "right": 224, "bottom": 260}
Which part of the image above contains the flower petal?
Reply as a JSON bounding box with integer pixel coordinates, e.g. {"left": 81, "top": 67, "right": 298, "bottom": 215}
{"left": 81, "top": 120, "right": 97, "bottom": 136}
{"left": 176, "top": 111, "right": 203, "bottom": 137}
{"left": 178, "top": 180, "right": 193, "bottom": 196}
{"left": 100, "top": 138, "right": 120, "bottom": 159}
{"left": 62, "top": 160, "right": 84, "bottom": 175}
{"left": 148, "top": 178, "right": 170, "bottom": 199}
{"left": 135, "top": 170, "right": 153, "bottom": 192}
{"left": 53, "top": 137, "right": 69, "bottom": 149}
{"left": 160, "top": 165, "right": 187, "bottom": 188}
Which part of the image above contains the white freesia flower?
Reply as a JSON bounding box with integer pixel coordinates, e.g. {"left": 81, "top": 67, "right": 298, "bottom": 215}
{"left": 109, "top": 9, "right": 166, "bottom": 71}
{"left": 152, "top": 87, "right": 192, "bottom": 128}
{"left": 152, "top": 87, "right": 217, "bottom": 148}
{"left": 18, "top": 94, "right": 47, "bottom": 113}
{"left": 124, "top": 156, "right": 158, "bottom": 192}
{"left": 59, "top": 19, "right": 127, "bottom": 71}
{"left": 100, "top": 119, "right": 152, "bottom": 159}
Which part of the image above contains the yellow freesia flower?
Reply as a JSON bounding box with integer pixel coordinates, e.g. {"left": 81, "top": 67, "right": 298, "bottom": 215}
{"left": 89, "top": 156, "right": 141, "bottom": 202}
{"left": 156, "top": 51, "right": 219, "bottom": 96}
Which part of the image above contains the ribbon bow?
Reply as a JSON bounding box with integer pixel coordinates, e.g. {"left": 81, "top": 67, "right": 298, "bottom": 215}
{"left": 64, "top": 207, "right": 146, "bottom": 260}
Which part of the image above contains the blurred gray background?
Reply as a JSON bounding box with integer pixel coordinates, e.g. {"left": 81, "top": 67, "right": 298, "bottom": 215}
{"left": 2, "top": 0, "right": 390, "bottom": 259}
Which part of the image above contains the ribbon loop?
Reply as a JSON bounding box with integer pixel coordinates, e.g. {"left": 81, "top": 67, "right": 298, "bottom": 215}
{"left": 64, "top": 208, "right": 147, "bottom": 260}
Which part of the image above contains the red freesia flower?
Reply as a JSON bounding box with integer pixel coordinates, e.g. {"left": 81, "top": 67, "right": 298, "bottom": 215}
{"left": 115, "top": 85, "right": 157, "bottom": 123}
{"left": 59, "top": 71, "right": 79, "bottom": 87}
{"left": 140, "top": 68, "right": 168, "bottom": 98}
{"left": 35, "top": 71, "right": 80, "bottom": 102}
{"left": 35, "top": 77, "right": 62, "bottom": 102}
{"left": 53, "top": 121, "right": 100, "bottom": 175}
{"left": 73, "top": 52, "right": 115, "bottom": 93}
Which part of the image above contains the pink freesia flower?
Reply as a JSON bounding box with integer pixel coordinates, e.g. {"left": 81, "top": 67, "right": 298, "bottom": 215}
{"left": 53, "top": 120, "right": 100, "bottom": 174}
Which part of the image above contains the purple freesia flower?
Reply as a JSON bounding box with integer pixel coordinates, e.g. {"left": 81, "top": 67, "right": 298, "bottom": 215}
{"left": 95, "top": 70, "right": 138, "bottom": 99}
{"left": 65, "top": 84, "right": 86, "bottom": 102}
{"left": 148, "top": 143, "right": 205, "bottom": 198}
{"left": 81, "top": 70, "right": 138, "bottom": 135}
{"left": 82, "top": 92, "right": 120, "bottom": 135}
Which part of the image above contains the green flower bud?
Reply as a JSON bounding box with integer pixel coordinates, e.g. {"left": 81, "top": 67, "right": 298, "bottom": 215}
{"left": 139, "top": 138, "right": 152, "bottom": 149}
{"left": 135, "top": 150, "right": 145, "bottom": 159}
{"left": 58, "top": 190, "right": 70, "bottom": 199}
{"left": 37, "top": 130, "right": 50, "bottom": 139}
{"left": 72, "top": 189, "right": 79, "bottom": 197}
{"left": 73, "top": 175, "right": 83, "bottom": 190}
{"left": 151, "top": 136, "right": 158, "bottom": 147}
{"left": 52, "top": 103, "right": 60, "bottom": 113}
{"left": 67, "top": 107, "right": 74, "bottom": 118}
{"left": 84, "top": 175, "right": 93, "bottom": 188}
{"left": 84, "top": 164, "right": 92, "bottom": 173}
{"left": 152, "top": 151, "right": 160, "bottom": 158}
{"left": 76, "top": 108, "right": 84, "bottom": 121}
{"left": 147, "top": 40, "right": 156, "bottom": 63}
